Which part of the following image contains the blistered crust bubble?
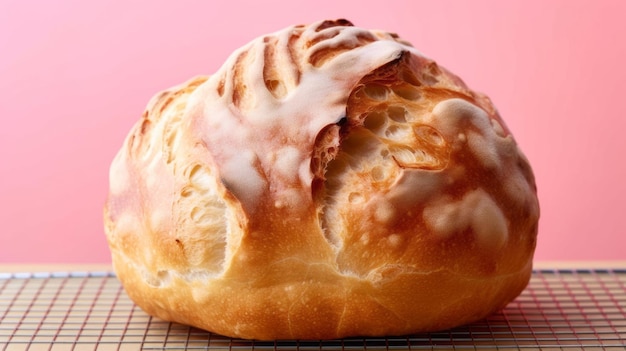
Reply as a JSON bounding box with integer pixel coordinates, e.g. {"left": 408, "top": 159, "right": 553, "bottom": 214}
{"left": 104, "top": 19, "right": 539, "bottom": 340}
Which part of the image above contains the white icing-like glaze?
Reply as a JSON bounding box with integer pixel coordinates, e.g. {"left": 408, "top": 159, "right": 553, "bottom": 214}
{"left": 423, "top": 189, "right": 508, "bottom": 249}
{"left": 219, "top": 149, "right": 267, "bottom": 212}
{"left": 385, "top": 169, "right": 445, "bottom": 213}
{"left": 467, "top": 130, "right": 501, "bottom": 170}
{"left": 382, "top": 98, "right": 530, "bottom": 249}
{"left": 272, "top": 146, "right": 301, "bottom": 182}
{"left": 185, "top": 22, "right": 419, "bottom": 214}
{"left": 431, "top": 99, "right": 505, "bottom": 168}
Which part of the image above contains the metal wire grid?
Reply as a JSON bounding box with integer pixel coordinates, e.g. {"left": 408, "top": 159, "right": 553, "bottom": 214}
{"left": 0, "top": 269, "right": 625, "bottom": 351}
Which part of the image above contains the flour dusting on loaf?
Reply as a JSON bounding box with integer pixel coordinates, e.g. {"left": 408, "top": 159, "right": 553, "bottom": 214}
{"left": 104, "top": 19, "right": 539, "bottom": 340}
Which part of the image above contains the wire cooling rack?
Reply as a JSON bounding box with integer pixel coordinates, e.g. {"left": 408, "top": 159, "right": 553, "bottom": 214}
{"left": 1, "top": 269, "right": 625, "bottom": 350}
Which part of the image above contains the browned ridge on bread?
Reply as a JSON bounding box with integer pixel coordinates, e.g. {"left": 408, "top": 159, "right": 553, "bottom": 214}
{"left": 104, "top": 19, "right": 539, "bottom": 340}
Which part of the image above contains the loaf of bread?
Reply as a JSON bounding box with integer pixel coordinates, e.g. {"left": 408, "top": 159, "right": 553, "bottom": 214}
{"left": 104, "top": 19, "right": 539, "bottom": 340}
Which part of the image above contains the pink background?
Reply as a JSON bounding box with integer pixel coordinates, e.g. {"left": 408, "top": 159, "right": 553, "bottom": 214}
{"left": 1, "top": 0, "right": 625, "bottom": 263}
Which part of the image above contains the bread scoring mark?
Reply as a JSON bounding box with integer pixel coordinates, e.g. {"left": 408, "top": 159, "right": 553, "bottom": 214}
{"left": 216, "top": 73, "right": 226, "bottom": 97}
{"left": 314, "top": 19, "right": 354, "bottom": 32}
{"left": 286, "top": 32, "right": 302, "bottom": 85}
{"left": 263, "top": 36, "right": 287, "bottom": 99}
{"left": 231, "top": 50, "right": 250, "bottom": 110}
{"left": 309, "top": 32, "right": 377, "bottom": 68}
{"left": 175, "top": 161, "right": 231, "bottom": 270}
{"left": 310, "top": 122, "right": 342, "bottom": 181}
{"left": 160, "top": 76, "right": 209, "bottom": 164}
{"left": 316, "top": 58, "right": 454, "bottom": 250}
{"left": 117, "top": 75, "right": 247, "bottom": 278}
{"left": 307, "top": 26, "right": 342, "bottom": 48}
{"left": 304, "top": 21, "right": 368, "bottom": 68}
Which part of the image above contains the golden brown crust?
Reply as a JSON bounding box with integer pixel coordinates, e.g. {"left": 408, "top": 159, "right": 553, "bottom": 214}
{"left": 104, "top": 19, "right": 539, "bottom": 340}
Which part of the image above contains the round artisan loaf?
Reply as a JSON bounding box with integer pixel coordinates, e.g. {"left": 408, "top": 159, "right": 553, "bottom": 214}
{"left": 104, "top": 19, "right": 539, "bottom": 340}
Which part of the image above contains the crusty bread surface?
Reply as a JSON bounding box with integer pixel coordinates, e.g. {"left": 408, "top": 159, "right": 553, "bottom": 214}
{"left": 104, "top": 19, "right": 539, "bottom": 340}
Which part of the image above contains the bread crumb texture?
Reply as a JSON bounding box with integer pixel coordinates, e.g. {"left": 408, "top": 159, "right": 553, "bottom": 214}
{"left": 104, "top": 19, "right": 539, "bottom": 340}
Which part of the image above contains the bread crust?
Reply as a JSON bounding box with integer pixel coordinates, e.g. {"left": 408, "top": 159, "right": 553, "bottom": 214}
{"left": 104, "top": 19, "right": 539, "bottom": 340}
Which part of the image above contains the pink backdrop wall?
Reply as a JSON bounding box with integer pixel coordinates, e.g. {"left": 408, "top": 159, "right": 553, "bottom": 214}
{"left": 1, "top": 0, "right": 625, "bottom": 263}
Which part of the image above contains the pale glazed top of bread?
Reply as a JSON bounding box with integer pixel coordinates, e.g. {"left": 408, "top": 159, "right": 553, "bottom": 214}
{"left": 188, "top": 22, "right": 420, "bottom": 216}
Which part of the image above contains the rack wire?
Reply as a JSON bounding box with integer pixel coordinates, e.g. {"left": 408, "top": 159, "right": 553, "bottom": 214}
{"left": 1, "top": 269, "right": 625, "bottom": 350}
